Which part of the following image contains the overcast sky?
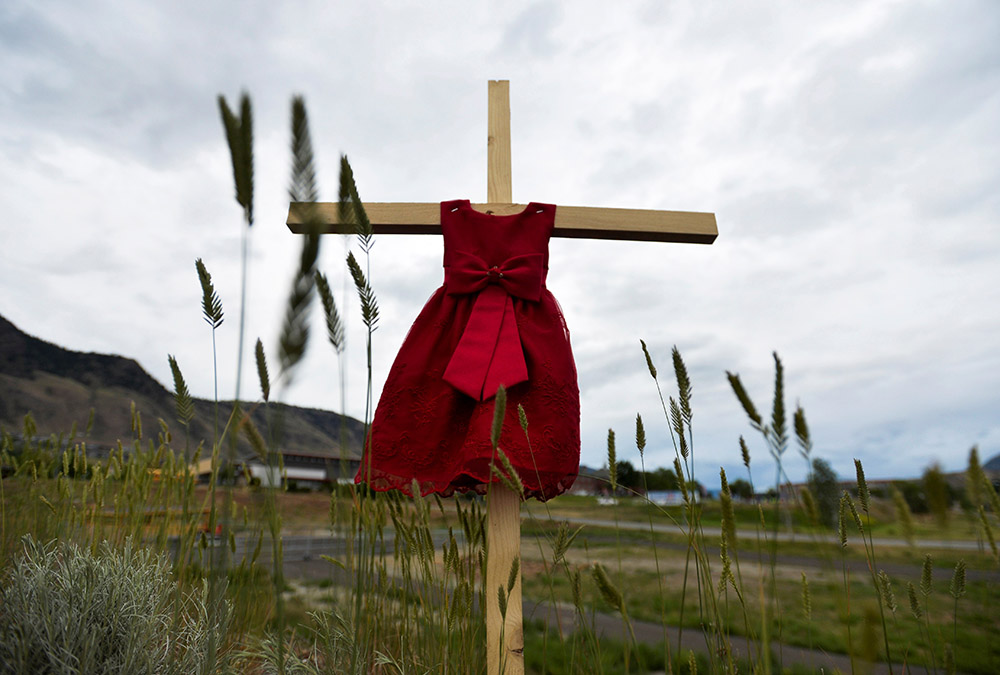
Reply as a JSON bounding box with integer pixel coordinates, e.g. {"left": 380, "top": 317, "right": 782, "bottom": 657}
{"left": 2, "top": 0, "right": 998, "bottom": 488}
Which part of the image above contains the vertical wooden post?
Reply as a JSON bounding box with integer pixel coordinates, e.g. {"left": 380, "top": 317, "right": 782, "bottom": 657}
{"left": 488, "top": 80, "right": 513, "bottom": 204}
{"left": 485, "top": 79, "right": 524, "bottom": 675}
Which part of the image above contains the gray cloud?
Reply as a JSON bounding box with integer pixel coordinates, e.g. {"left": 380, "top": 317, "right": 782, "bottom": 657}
{"left": 2, "top": 0, "right": 998, "bottom": 487}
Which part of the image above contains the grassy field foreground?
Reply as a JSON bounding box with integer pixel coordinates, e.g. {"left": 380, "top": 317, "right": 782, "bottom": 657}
{"left": 2, "top": 435, "right": 997, "bottom": 675}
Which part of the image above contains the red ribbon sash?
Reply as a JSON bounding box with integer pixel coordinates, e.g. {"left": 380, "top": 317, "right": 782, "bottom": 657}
{"left": 443, "top": 250, "right": 543, "bottom": 400}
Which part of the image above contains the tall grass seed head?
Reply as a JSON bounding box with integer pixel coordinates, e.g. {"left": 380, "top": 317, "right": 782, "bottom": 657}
{"left": 339, "top": 156, "right": 374, "bottom": 250}
{"left": 218, "top": 93, "right": 254, "bottom": 224}
{"left": 591, "top": 562, "right": 624, "bottom": 612}
{"left": 635, "top": 413, "right": 646, "bottom": 457}
{"left": 855, "top": 458, "right": 870, "bottom": 512}
{"left": 289, "top": 96, "right": 318, "bottom": 206}
{"left": 800, "top": 571, "right": 812, "bottom": 620}
{"left": 726, "top": 371, "right": 762, "bottom": 429}
{"left": 640, "top": 339, "right": 657, "bottom": 379}
{"left": 254, "top": 338, "right": 270, "bottom": 402}
{"left": 242, "top": 418, "right": 268, "bottom": 461}
{"left": 314, "top": 271, "right": 345, "bottom": 354}
{"left": 507, "top": 556, "right": 520, "bottom": 594}
{"left": 336, "top": 154, "right": 353, "bottom": 219}
{"left": 674, "top": 457, "right": 686, "bottom": 498}
{"left": 949, "top": 560, "right": 966, "bottom": 599}
{"left": 770, "top": 352, "right": 786, "bottom": 441}
{"left": 491, "top": 445, "right": 524, "bottom": 498}
{"left": 843, "top": 491, "right": 864, "bottom": 535}
{"left": 497, "top": 584, "right": 508, "bottom": 618}
{"left": 571, "top": 568, "right": 582, "bottom": 609}
{"left": 920, "top": 554, "right": 933, "bottom": 596}
{"left": 22, "top": 411, "right": 37, "bottom": 440}
{"left": 740, "top": 436, "right": 750, "bottom": 469}
{"left": 195, "top": 258, "right": 224, "bottom": 329}
{"left": 878, "top": 570, "right": 897, "bottom": 614}
{"left": 671, "top": 345, "right": 692, "bottom": 423}
{"left": 553, "top": 522, "right": 580, "bottom": 567}
{"left": 607, "top": 428, "right": 617, "bottom": 491}
{"left": 794, "top": 404, "right": 811, "bottom": 459}
{"left": 720, "top": 468, "right": 736, "bottom": 542}
{"left": 718, "top": 536, "right": 731, "bottom": 595}
{"left": 346, "top": 250, "right": 379, "bottom": 331}
{"left": 168, "top": 355, "right": 195, "bottom": 424}
{"left": 907, "top": 581, "right": 923, "bottom": 619}
{"left": 490, "top": 385, "right": 507, "bottom": 450}
{"left": 669, "top": 397, "right": 688, "bottom": 459}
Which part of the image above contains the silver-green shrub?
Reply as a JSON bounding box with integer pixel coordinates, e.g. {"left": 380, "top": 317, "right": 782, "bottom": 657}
{"left": 0, "top": 536, "right": 225, "bottom": 674}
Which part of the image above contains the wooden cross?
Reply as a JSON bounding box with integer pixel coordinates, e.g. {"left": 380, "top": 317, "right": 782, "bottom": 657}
{"left": 287, "top": 80, "right": 717, "bottom": 674}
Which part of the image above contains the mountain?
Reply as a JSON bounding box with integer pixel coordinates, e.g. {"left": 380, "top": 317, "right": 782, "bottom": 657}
{"left": 984, "top": 453, "right": 1000, "bottom": 473}
{"left": 0, "top": 313, "right": 363, "bottom": 461}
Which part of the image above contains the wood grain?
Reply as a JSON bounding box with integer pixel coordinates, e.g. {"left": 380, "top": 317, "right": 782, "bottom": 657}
{"left": 488, "top": 80, "right": 513, "bottom": 204}
{"left": 287, "top": 201, "right": 718, "bottom": 244}
{"left": 486, "top": 485, "right": 524, "bottom": 675}
{"left": 485, "top": 79, "right": 524, "bottom": 675}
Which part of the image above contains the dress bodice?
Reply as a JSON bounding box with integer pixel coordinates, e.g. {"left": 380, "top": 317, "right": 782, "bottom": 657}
{"left": 441, "top": 200, "right": 554, "bottom": 286}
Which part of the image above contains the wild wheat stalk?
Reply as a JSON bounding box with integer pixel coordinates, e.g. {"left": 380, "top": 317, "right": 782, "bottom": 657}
{"left": 217, "top": 92, "right": 253, "bottom": 408}
{"left": 644, "top": 342, "right": 704, "bottom": 659}
{"left": 637, "top": 413, "right": 674, "bottom": 668}
{"left": 603, "top": 427, "right": 633, "bottom": 666}
{"left": 949, "top": 560, "right": 966, "bottom": 649}
{"left": 727, "top": 353, "right": 795, "bottom": 670}
{"left": 854, "top": 459, "right": 894, "bottom": 673}
{"left": 838, "top": 492, "right": 858, "bottom": 673}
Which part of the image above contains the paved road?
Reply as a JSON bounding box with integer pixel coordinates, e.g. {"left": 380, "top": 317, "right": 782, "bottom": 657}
{"left": 536, "top": 517, "right": 999, "bottom": 583}
{"left": 175, "top": 517, "right": 998, "bottom": 586}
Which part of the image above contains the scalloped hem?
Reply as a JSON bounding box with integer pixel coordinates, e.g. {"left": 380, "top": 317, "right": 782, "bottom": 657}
{"left": 355, "top": 461, "right": 576, "bottom": 502}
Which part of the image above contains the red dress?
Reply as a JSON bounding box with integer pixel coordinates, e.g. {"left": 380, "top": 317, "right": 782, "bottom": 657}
{"left": 356, "top": 200, "right": 580, "bottom": 501}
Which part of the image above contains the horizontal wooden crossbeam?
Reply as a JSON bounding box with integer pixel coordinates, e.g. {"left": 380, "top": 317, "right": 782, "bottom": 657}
{"left": 286, "top": 202, "right": 718, "bottom": 244}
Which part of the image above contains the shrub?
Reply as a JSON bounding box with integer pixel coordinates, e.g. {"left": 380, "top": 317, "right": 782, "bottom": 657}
{"left": 897, "top": 479, "right": 929, "bottom": 514}
{"left": 0, "top": 536, "right": 225, "bottom": 674}
{"left": 808, "top": 458, "right": 839, "bottom": 528}
{"left": 924, "top": 463, "right": 952, "bottom": 526}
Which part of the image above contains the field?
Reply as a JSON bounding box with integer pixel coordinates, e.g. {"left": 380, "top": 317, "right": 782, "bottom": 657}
{"left": 2, "top": 435, "right": 997, "bottom": 675}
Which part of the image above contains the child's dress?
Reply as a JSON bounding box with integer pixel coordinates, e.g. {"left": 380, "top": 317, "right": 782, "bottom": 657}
{"left": 355, "top": 199, "right": 580, "bottom": 501}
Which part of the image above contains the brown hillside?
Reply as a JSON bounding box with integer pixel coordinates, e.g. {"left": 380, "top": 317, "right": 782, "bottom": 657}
{"left": 0, "top": 314, "right": 363, "bottom": 461}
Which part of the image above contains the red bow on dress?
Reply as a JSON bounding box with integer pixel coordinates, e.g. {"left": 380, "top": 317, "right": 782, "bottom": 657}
{"left": 443, "top": 250, "right": 544, "bottom": 401}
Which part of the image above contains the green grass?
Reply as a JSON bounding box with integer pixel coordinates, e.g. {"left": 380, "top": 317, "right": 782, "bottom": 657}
{"left": 518, "top": 542, "right": 1000, "bottom": 673}
{"left": 527, "top": 494, "right": 990, "bottom": 542}
{"left": 3, "top": 431, "right": 998, "bottom": 672}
